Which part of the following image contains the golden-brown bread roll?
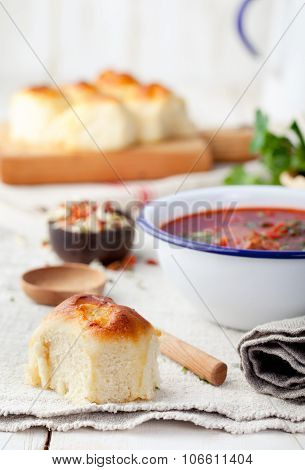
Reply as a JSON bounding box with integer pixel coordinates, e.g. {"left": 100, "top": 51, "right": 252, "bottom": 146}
{"left": 61, "top": 81, "right": 100, "bottom": 104}
{"left": 9, "top": 86, "right": 68, "bottom": 144}
{"left": 27, "top": 294, "right": 160, "bottom": 404}
{"left": 123, "top": 83, "right": 197, "bottom": 143}
{"left": 9, "top": 71, "right": 196, "bottom": 150}
{"left": 46, "top": 94, "right": 137, "bottom": 151}
{"left": 95, "top": 70, "right": 139, "bottom": 100}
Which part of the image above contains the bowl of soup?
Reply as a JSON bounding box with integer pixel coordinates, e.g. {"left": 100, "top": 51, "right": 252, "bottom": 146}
{"left": 138, "top": 186, "right": 305, "bottom": 330}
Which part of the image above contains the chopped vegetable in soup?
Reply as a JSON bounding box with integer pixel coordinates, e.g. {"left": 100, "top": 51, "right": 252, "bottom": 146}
{"left": 161, "top": 208, "right": 305, "bottom": 251}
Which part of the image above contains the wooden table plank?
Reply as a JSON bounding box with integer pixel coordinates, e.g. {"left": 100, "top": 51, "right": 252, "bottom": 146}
{"left": 49, "top": 421, "right": 302, "bottom": 450}
{"left": 0, "top": 428, "right": 49, "bottom": 450}
{"left": 296, "top": 434, "right": 305, "bottom": 449}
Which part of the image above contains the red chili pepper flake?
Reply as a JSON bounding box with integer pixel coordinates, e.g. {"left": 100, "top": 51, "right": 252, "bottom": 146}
{"left": 266, "top": 222, "right": 287, "bottom": 239}
{"left": 146, "top": 258, "right": 158, "bottom": 266}
{"left": 106, "top": 261, "right": 122, "bottom": 271}
{"left": 122, "top": 254, "right": 137, "bottom": 269}
{"left": 219, "top": 236, "right": 228, "bottom": 247}
{"left": 68, "top": 202, "right": 91, "bottom": 222}
{"left": 107, "top": 254, "right": 137, "bottom": 271}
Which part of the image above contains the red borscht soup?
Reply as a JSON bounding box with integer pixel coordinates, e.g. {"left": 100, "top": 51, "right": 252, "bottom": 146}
{"left": 161, "top": 207, "right": 305, "bottom": 251}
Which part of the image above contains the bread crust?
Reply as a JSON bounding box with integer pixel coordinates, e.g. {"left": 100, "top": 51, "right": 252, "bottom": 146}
{"left": 49, "top": 294, "right": 153, "bottom": 341}
{"left": 96, "top": 70, "right": 139, "bottom": 87}
{"left": 62, "top": 82, "right": 99, "bottom": 102}
{"left": 95, "top": 70, "right": 140, "bottom": 101}
{"left": 129, "top": 83, "right": 171, "bottom": 101}
{"left": 13, "top": 86, "right": 64, "bottom": 100}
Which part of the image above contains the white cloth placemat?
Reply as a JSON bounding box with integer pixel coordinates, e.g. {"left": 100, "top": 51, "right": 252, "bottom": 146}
{"left": 0, "top": 168, "right": 230, "bottom": 212}
{"left": 1, "top": 224, "right": 305, "bottom": 434}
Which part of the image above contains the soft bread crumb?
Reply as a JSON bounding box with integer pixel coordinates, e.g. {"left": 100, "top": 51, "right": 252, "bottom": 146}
{"left": 27, "top": 294, "right": 160, "bottom": 404}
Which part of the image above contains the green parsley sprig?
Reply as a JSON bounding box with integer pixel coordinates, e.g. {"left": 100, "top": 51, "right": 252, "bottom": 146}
{"left": 225, "top": 110, "right": 305, "bottom": 185}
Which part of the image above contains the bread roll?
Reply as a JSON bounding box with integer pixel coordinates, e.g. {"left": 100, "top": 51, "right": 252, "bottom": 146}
{"left": 61, "top": 81, "right": 100, "bottom": 104}
{"left": 47, "top": 94, "right": 137, "bottom": 151}
{"left": 27, "top": 294, "right": 160, "bottom": 404}
{"left": 123, "top": 83, "right": 197, "bottom": 143}
{"left": 9, "top": 86, "right": 68, "bottom": 144}
{"left": 95, "top": 70, "right": 139, "bottom": 100}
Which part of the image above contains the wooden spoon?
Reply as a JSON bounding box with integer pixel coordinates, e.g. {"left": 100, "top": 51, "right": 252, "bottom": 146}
{"left": 159, "top": 331, "right": 227, "bottom": 386}
{"left": 22, "top": 263, "right": 107, "bottom": 306}
{"left": 21, "top": 267, "right": 226, "bottom": 385}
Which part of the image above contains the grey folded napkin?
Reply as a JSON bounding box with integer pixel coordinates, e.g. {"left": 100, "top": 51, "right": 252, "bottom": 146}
{"left": 238, "top": 316, "right": 305, "bottom": 400}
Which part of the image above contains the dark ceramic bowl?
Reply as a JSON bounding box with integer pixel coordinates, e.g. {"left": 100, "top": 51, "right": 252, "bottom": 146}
{"left": 48, "top": 213, "right": 134, "bottom": 265}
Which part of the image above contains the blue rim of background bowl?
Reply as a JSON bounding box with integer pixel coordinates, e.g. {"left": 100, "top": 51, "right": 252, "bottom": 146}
{"left": 137, "top": 210, "right": 305, "bottom": 260}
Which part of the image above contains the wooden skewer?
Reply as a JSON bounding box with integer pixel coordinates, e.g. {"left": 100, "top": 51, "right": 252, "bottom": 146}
{"left": 159, "top": 331, "right": 227, "bottom": 386}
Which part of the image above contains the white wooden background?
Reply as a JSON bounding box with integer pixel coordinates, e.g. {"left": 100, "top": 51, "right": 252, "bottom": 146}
{"left": 1, "top": 0, "right": 305, "bottom": 451}
{"left": 0, "top": 0, "right": 276, "bottom": 127}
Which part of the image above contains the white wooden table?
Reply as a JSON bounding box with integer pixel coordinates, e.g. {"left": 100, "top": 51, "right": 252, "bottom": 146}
{"left": 0, "top": 191, "right": 304, "bottom": 451}
{"left": 1, "top": 423, "right": 305, "bottom": 450}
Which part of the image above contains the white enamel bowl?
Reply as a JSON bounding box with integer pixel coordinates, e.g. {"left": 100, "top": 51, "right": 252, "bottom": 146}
{"left": 138, "top": 186, "right": 305, "bottom": 330}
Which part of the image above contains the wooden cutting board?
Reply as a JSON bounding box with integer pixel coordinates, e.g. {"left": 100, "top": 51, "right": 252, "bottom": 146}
{"left": 201, "top": 128, "right": 254, "bottom": 162}
{"left": 0, "top": 125, "right": 213, "bottom": 185}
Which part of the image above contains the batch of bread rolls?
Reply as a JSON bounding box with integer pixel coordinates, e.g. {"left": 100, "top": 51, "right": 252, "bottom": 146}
{"left": 9, "top": 70, "right": 197, "bottom": 152}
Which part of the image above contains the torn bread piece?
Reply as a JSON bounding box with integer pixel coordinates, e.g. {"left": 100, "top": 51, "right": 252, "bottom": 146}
{"left": 27, "top": 294, "right": 160, "bottom": 404}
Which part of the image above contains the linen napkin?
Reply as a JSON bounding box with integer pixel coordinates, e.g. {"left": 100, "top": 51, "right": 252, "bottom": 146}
{"left": 238, "top": 317, "right": 305, "bottom": 400}
{"left": 2, "top": 221, "right": 305, "bottom": 434}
